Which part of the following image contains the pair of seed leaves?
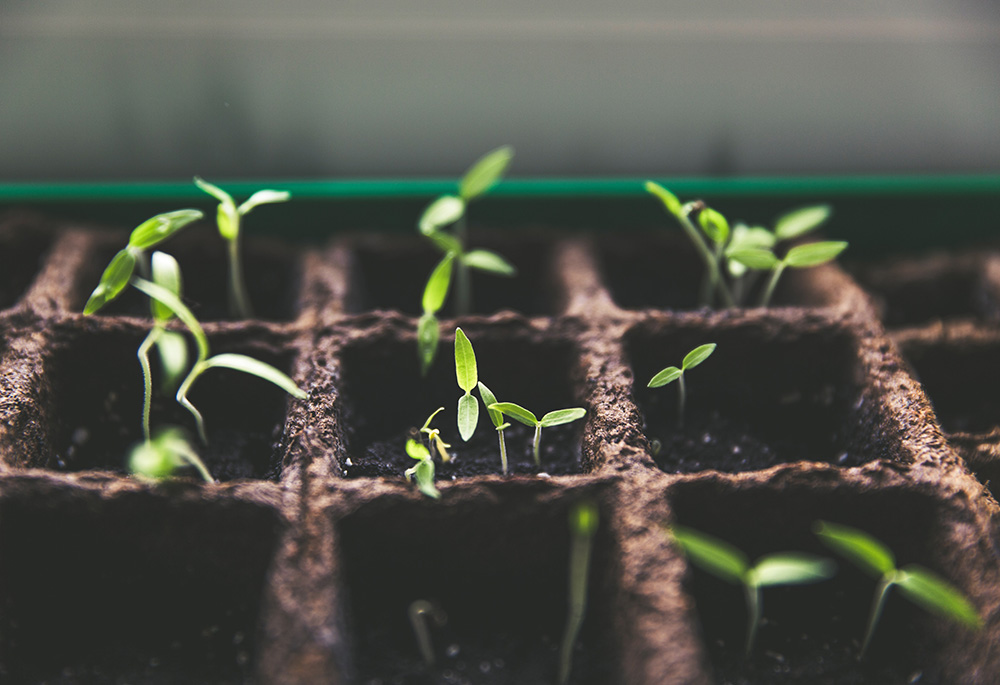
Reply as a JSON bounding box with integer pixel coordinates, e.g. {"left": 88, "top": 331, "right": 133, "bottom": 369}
{"left": 454, "top": 328, "right": 585, "bottom": 441}
{"left": 647, "top": 343, "right": 716, "bottom": 388}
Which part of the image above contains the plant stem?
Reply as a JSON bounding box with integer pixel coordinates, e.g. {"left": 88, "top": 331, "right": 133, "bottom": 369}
{"left": 558, "top": 510, "right": 596, "bottom": 685}
{"left": 699, "top": 241, "right": 725, "bottom": 308}
{"left": 532, "top": 424, "right": 542, "bottom": 468}
{"left": 177, "top": 362, "right": 209, "bottom": 444}
{"left": 409, "top": 600, "right": 445, "bottom": 666}
{"left": 861, "top": 575, "right": 895, "bottom": 659}
{"left": 227, "top": 235, "right": 253, "bottom": 319}
{"left": 454, "top": 215, "right": 472, "bottom": 316}
{"left": 498, "top": 427, "right": 508, "bottom": 475}
{"left": 137, "top": 327, "right": 162, "bottom": 442}
{"left": 677, "top": 213, "right": 734, "bottom": 308}
{"left": 744, "top": 580, "right": 761, "bottom": 657}
{"left": 759, "top": 263, "right": 786, "bottom": 308}
{"left": 677, "top": 374, "right": 687, "bottom": 429}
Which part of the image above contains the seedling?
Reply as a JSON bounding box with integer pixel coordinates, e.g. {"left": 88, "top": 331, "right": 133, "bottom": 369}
{"left": 668, "top": 524, "right": 835, "bottom": 656}
{"left": 419, "top": 407, "right": 452, "bottom": 463}
{"left": 416, "top": 147, "right": 516, "bottom": 372}
{"left": 729, "top": 240, "right": 848, "bottom": 307}
{"left": 454, "top": 328, "right": 480, "bottom": 442}
{"left": 814, "top": 521, "right": 981, "bottom": 658}
{"left": 84, "top": 209, "right": 204, "bottom": 315}
{"left": 131, "top": 277, "right": 307, "bottom": 444}
{"left": 477, "top": 381, "right": 511, "bottom": 475}
{"left": 647, "top": 343, "right": 716, "bottom": 428}
{"left": 405, "top": 439, "right": 441, "bottom": 500}
{"left": 487, "top": 402, "right": 586, "bottom": 468}
{"left": 558, "top": 500, "right": 599, "bottom": 685}
{"left": 128, "top": 426, "right": 214, "bottom": 483}
{"left": 408, "top": 599, "right": 447, "bottom": 666}
{"left": 194, "top": 177, "right": 290, "bottom": 319}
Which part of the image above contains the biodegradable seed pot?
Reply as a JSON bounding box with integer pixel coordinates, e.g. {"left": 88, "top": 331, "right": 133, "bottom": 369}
{"left": 0, "top": 195, "right": 998, "bottom": 685}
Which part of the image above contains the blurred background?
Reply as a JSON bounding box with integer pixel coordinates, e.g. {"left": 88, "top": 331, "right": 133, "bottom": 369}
{"left": 2, "top": 1, "right": 999, "bottom": 181}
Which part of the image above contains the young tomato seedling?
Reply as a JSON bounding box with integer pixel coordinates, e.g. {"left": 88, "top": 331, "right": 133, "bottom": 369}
{"left": 647, "top": 343, "right": 716, "bottom": 428}
{"left": 419, "top": 407, "right": 452, "bottom": 463}
{"left": 477, "top": 381, "right": 511, "bottom": 475}
{"left": 814, "top": 521, "right": 981, "bottom": 658}
{"left": 729, "top": 240, "right": 847, "bottom": 308}
{"left": 129, "top": 426, "right": 214, "bottom": 483}
{"left": 669, "top": 524, "right": 835, "bottom": 656}
{"left": 405, "top": 439, "right": 441, "bottom": 500}
{"left": 558, "top": 500, "right": 599, "bottom": 685}
{"left": 194, "top": 177, "right": 290, "bottom": 319}
{"left": 454, "top": 328, "right": 480, "bottom": 442}
{"left": 418, "top": 253, "right": 455, "bottom": 375}
{"left": 488, "top": 402, "right": 586, "bottom": 469}
{"left": 408, "top": 599, "right": 447, "bottom": 666}
{"left": 131, "top": 277, "right": 307, "bottom": 444}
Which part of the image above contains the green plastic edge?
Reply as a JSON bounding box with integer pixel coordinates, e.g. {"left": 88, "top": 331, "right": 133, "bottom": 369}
{"left": 3, "top": 174, "right": 1000, "bottom": 202}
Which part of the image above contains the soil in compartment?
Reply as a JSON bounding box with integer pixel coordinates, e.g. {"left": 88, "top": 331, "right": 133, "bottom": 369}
{"left": 338, "top": 330, "right": 586, "bottom": 479}
{"left": 37, "top": 326, "right": 295, "bottom": 481}
{"left": 626, "top": 322, "right": 879, "bottom": 474}
{"left": 0, "top": 486, "right": 282, "bottom": 684}
{"left": 0, "top": 219, "right": 55, "bottom": 309}
{"left": 345, "top": 235, "right": 558, "bottom": 316}
{"left": 597, "top": 232, "right": 825, "bottom": 312}
{"left": 667, "top": 480, "right": 972, "bottom": 684}
{"left": 336, "top": 489, "right": 617, "bottom": 684}
{"left": 73, "top": 230, "right": 301, "bottom": 322}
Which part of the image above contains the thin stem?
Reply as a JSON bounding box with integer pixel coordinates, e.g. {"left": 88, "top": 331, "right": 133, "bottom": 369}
{"left": 744, "top": 580, "right": 761, "bottom": 657}
{"left": 533, "top": 424, "right": 542, "bottom": 468}
{"left": 454, "top": 215, "right": 472, "bottom": 316}
{"left": 558, "top": 515, "right": 595, "bottom": 685}
{"left": 759, "top": 263, "right": 786, "bottom": 308}
{"left": 175, "top": 441, "right": 216, "bottom": 483}
{"left": 177, "top": 362, "right": 208, "bottom": 444}
{"left": 137, "top": 327, "right": 162, "bottom": 442}
{"left": 677, "top": 213, "right": 734, "bottom": 308}
{"left": 860, "top": 575, "right": 895, "bottom": 659}
{"left": 677, "top": 373, "right": 687, "bottom": 429}
{"left": 498, "top": 427, "right": 508, "bottom": 475}
{"left": 699, "top": 241, "right": 726, "bottom": 308}
{"left": 409, "top": 600, "right": 446, "bottom": 667}
{"left": 227, "top": 235, "right": 253, "bottom": 319}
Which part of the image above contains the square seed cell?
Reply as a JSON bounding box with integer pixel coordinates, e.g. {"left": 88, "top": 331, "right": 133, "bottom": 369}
{"left": 337, "top": 326, "right": 587, "bottom": 478}
{"left": 666, "top": 478, "right": 985, "bottom": 684}
{"left": 0, "top": 485, "right": 283, "bottom": 683}
{"left": 345, "top": 234, "right": 559, "bottom": 316}
{"left": 334, "top": 486, "right": 617, "bottom": 684}
{"left": 626, "top": 319, "right": 888, "bottom": 473}
{"left": 30, "top": 325, "right": 299, "bottom": 481}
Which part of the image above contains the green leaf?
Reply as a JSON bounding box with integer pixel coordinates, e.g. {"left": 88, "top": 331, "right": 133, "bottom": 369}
{"left": 682, "top": 343, "right": 716, "bottom": 371}
{"left": 774, "top": 205, "right": 831, "bottom": 241}
{"left": 896, "top": 567, "right": 981, "bottom": 629}
{"left": 459, "top": 146, "right": 513, "bottom": 200}
{"left": 406, "top": 438, "right": 431, "bottom": 461}
{"left": 84, "top": 248, "right": 136, "bottom": 315}
{"left": 462, "top": 250, "right": 516, "bottom": 276}
{"left": 489, "top": 402, "right": 538, "bottom": 427}
{"left": 411, "top": 457, "right": 441, "bottom": 499}
{"left": 150, "top": 251, "right": 182, "bottom": 322}
{"left": 539, "top": 408, "right": 587, "bottom": 428}
{"left": 728, "top": 248, "right": 780, "bottom": 271}
{"left": 784, "top": 241, "right": 848, "bottom": 268}
{"left": 417, "top": 312, "right": 440, "bottom": 375}
{"left": 419, "top": 195, "right": 465, "bottom": 235}
{"left": 454, "top": 328, "right": 478, "bottom": 393}
{"left": 698, "top": 208, "right": 730, "bottom": 245}
{"left": 669, "top": 525, "right": 748, "bottom": 584}
{"left": 215, "top": 202, "right": 240, "bottom": 241}
{"left": 751, "top": 553, "right": 836, "bottom": 587}
{"left": 648, "top": 366, "right": 682, "bottom": 388}
{"left": 645, "top": 181, "right": 683, "bottom": 217}
{"left": 155, "top": 330, "right": 189, "bottom": 390}
{"left": 128, "top": 209, "right": 203, "bottom": 249}
{"left": 728, "top": 225, "right": 776, "bottom": 252}
{"left": 238, "top": 189, "right": 291, "bottom": 215}
{"left": 129, "top": 438, "right": 178, "bottom": 479}
{"left": 193, "top": 176, "right": 234, "bottom": 205}
{"left": 199, "top": 353, "right": 307, "bottom": 399}
{"left": 570, "top": 500, "right": 600, "bottom": 536}
{"left": 478, "top": 381, "right": 503, "bottom": 428}
{"left": 457, "top": 393, "right": 479, "bottom": 441}
{"left": 814, "top": 521, "right": 896, "bottom": 577}
{"left": 423, "top": 254, "right": 455, "bottom": 314}
{"left": 132, "top": 277, "right": 209, "bottom": 361}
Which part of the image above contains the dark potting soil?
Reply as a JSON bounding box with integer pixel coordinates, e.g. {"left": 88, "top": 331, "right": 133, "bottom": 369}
{"left": 0, "top": 225, "right": 53, "bottom": 309}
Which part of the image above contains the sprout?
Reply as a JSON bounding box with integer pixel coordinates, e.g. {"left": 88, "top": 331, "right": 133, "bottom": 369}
{"left": 419, "top": 407, "right": 452, "bottom": 463}
{"left": 418, "top": 253, "right": 455, "bottom": 375}
{"left": 131, "top": 278, "right": 307, "bottom": 444}
{"left": 408, "top": 599, "right": 447, "bottom": 666}
{"left": 454, "top": 328, "right": 480, "bottom": 442}
{"left": 669, "top": 525, "right": 835, "bottom": 656}
{"left": 647, "top": 343, "right": 716, "bottom": 428}
{"left": 128, "top": 426, "right": 213, "bottom": 483}
{"left": 729, "top": 240, "right": 848, "bottom": 308}
{"left": 477, "top": 381, "right": 511, "bottom": 475}
{"left": 194, "top": 177, "right": 290, "bottom": 319}
{"left": 404, "top": 439, "right": 440, "bottom": 500}
{"left": 558, "top": 500, "right": 599, "bottom": 685}
{"left": 815, "top": 521, "right": 981, "bottom": 658}
{"left": 487, "top": 402, "right": 586, "bottom": 468}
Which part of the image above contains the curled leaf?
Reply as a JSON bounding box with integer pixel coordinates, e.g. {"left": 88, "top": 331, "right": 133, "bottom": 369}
{"left": 128, "top": 209, "right": 204, "bottom": 250}
{"left": 84, "top": 248, "right": 136, "bottom": 315}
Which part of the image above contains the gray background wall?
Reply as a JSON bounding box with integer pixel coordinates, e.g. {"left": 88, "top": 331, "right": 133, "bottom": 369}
{"left": 2, "top": 1, "right": 999, "bottom": 180}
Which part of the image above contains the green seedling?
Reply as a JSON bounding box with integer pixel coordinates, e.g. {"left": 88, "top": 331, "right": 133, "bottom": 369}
{"left": 419, "top": 407, "right": 452, "bottom": 463}
{"left": 669, "top": 524, "right": 835, "bottom": 656}
{"left": 405, "top": 439, "right": 441, "bottom": 500}
{"left": 408, "top": 599, "right": 447, "bottom": 666}
{"left": 477, "top": 381, "right": 511, "bottom": 475}
{"left": 131, "top": 278, "right": 307, "bottom": 444}
{"left": 84, "top": 209, "right": 204, "bottom": 315}
{"left": 814, "top": 521, "right": 981, "bottom": 658}
{"left": 417, "top": 147, "right": 516, "bottom": 372}
{"left": 487, "top": 402, "right": 586, "bottom": 468}
{"left": 729, "top": 240, "right": 847, "bottom": 308}
{"left": 558, "top": 500, "right": 599, "bottom": 685}
{"left": 128, "top": 426, "right": 214, "bottom": 483}
{"left": 194, "top": 177, "right": 291, "bottom": 319}
{"left": 647, "top": 343, "right": 716, "bottom": 428}
{"left": 454, "top": 328, "right": 480, "bottom": 441}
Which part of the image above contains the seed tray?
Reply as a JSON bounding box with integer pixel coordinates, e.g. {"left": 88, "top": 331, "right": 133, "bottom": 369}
{"left": 0, "top": 209, "right": 997, "bottom": 684}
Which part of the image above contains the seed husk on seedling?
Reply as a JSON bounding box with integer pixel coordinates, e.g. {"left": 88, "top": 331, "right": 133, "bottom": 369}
{"left": 408, "top": 599, "right": 447, "bottom": 666}
{"left": 194, "top": 177, "right": 290, "bottom": 319}
{"left": 404, "top": 439, "right": 441, "bottom": 500}
{"left": 128, "top": 426, "right": 214, "bottom": 483}
{"left": 419, "top": 407, "right": 452, "bottom": 463}
{"left": 814, "top": 520, "right": 981, "bottom": 659}
{"left": 558, "top": 500, "right": 599, "bottom": 685}
{"left": 668, "top": 524, "right": 835, "bottom": 656}
{"left": 487, "top": 402, "right": 586, "bottom": 468}
{"left": 477, "top": 381, "right": 511, "bottom": 475}
{"left": 454, "top": 328, "right": 480, "bottom": 442}
{"left": 647, "top": 343, "right": 716, "bottom": 428}
{"left": 131, "top": 277, "right": 307, "bottom": 444}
